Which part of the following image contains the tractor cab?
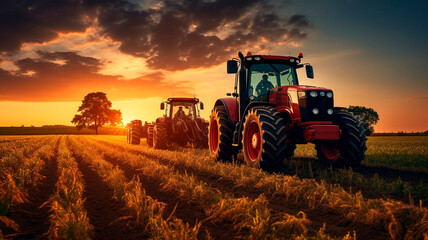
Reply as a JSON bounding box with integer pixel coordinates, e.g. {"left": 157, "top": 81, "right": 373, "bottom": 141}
{"left": 227, "top": 52, "right": 314, "bottom": 106}
{"left": 161, "top": 98, "right": 204, "bottom": 120}
{"left": 247, "top": 61, "right": 298, "bottom": 101}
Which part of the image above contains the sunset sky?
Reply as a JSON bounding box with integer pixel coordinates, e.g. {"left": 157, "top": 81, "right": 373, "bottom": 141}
{"left": 0, "top": 0, "right": 427, "bottom": 132}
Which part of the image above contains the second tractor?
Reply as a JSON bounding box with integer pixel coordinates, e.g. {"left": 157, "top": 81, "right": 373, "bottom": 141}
{"left": 128, "top": 97, "right": 208, "bottom": 149}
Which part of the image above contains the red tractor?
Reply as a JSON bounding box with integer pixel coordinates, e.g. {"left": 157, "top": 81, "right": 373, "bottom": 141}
{"left": 126, "top": 120, "right": 149, "bottom": 144}
{"left": 209, "top": 52, "right": 367, "bottom": 172}
{"left": 128, "top": 97, "right": 208, "bottom": 149}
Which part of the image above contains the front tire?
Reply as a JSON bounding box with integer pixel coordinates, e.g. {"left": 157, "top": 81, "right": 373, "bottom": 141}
{"left": 147, "top": 127, "right": 154, "bottom": 147}
{"left": 242, "top": 106, "right": 288, "bottom": 173}
{"left": 130, "top": 128, "right": 140, "bottom": 145}
{"left": 315, "top": 110, "right": 367, "bottom": 169}
{"left": 153, "top": 123, "right": 167, "bottom": 149}
{"left": 209, "top": 106, "right": 234, "bottom": 162}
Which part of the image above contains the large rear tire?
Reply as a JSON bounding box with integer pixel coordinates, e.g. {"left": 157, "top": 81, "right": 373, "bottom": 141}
{"left": 209, "top": 106, "right": 234, "bottom": 162}
{"left": 315, "top": 110, "right": 367, "bottom": 169}
{"left": 242, "top": 106, "right": 288, "bottom": 173}
{"left": 153, "top": 123, "right": 167, "bottom": 149}
{"left": 130, "top": 128, "right": 140, "bottom": 145}
{"left": 147, "top": 127, "right": 154, "bottom": 147}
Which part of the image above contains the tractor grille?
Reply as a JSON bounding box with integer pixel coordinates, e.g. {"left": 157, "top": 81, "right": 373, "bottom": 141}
{"left": 298, "top": 90, "right": 333, "bottom": 122}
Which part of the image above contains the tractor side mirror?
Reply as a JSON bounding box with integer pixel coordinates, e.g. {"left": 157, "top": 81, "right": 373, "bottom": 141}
{"left": 200, "top": 102, "right": 204, "bottom": 110}
{"left": 227, "top": 60, "right": 238, "bottom": 74}
{"left": 160, "top": 102, "right": 165, "bottom": 110}
{"left": 306, "top": 65, "right": 314, "bottom": 79}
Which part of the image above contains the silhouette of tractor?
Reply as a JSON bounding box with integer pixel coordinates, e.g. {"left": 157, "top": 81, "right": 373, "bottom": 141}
{"left": 209, "top": 52, "right": 367, "bottom": 172}
{"left": 128, "top": 98, "right": 208, "bottom": 149}
{"left": 126, "top": 120, "right": 150, "bottom": 144}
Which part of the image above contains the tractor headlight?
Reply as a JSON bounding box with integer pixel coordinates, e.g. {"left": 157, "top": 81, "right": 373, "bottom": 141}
{"left": 296, "top": 59, "right": 300, "bottom": 64}
{"left": 310, "top": 91, "right": 318, "bottom": 97}
{"left": 254, "top": 56, "right": 261, "bottom": 61}
{"left": 327, "top": 109, "right": 333, "bottom": 115}
{"left": 290, "top": 58, "right": 295, "bottom": 63}
{"left": 245, "top": 56, "right": 253, "bottom": 61}
{"left": 320, "top": 91, "right": 325, "bottom": 97}
{"left": 326, "top": 92, "right": 333, "bottom": 98}
{"left": 312, "top": 108, "right": 319, "bottom": 115}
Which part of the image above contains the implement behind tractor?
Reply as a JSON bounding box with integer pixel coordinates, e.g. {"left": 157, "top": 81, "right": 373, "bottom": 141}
{"left": 209, "top": 52, "right": 367, "bottom": 172}
{"left": 127, "top": 97, "right": 208, "bottom": 149}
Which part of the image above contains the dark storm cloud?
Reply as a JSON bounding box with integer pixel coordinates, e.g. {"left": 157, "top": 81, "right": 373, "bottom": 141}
{"left": 1, "top": 0, "right": 312, "bottom": 71}
{"left": 0, "top": 0, "right": 95, "bottom": 53}
{"left": 97, "top": 0, "right": 312, "bottom": 70}
{"left": 0, "top": 51, "right": 189, "bottom": 101}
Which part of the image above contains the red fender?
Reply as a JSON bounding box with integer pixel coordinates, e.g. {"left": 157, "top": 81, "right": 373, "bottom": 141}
{"left": 214, "top": 98, "right": 238, "bottom": 122}
{"left": 156, "top": 117, "right": 167, "bottom": 124}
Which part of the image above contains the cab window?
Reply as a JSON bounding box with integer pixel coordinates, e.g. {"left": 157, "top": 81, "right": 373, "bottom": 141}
{"left": 248, "top": 63, "right": 297, "bottom": 98}
{"left": 170, "top": 102, "right": 196, "bottom": 119}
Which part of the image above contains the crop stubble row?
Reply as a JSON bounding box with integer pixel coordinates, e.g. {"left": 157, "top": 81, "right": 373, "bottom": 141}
{"left": 1, "top": 135, "right": 427, "bottom": 239}
{"left": 80, "top": 136, "right": 360, "bottom": 240}
{"left": 92, "top": 135, "right": 428, "bottom": 240}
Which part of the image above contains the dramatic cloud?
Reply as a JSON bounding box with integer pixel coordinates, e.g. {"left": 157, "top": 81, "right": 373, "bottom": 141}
{"left": 1, "top": 0, "right": 312, "bottom": 71}
{"left": 0, "top": 0, "right": 95, "bottom": 53}
{"left": 0, "top": 0, "right": 312, "bottom": 101}
{"left": 0, "top": 51, "right": 189, "bottom": 101}
{"left": 97, "top": 0, "right": 312, "bottom": 70}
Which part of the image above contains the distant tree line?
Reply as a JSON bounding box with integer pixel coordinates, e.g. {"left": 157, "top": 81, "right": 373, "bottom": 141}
{"left": 372, "top": 131, "right": 428, "bottom": 136}
{"left": 41, "top": 125, "right": 68, "bottom": 127}
{"left": 345, "top": 106, "right": 427, "bottom": 136}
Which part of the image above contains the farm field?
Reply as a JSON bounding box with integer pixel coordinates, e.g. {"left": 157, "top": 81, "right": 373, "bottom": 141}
{"left": 0, "top": 126, "right": 126, "bottom": 135}
{"left": 0, "top": 135, "right": 427, "bottom": 239}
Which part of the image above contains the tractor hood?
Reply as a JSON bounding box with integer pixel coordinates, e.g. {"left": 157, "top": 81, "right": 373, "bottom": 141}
{"left": 268, "top": 85, "right": 334, "bottom": 124}
{"left": 289, "top": 85, "right": 332, "bottom": 92}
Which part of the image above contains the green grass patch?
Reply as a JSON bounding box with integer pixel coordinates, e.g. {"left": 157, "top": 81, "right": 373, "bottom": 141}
{"left": 293, "top": 136, "right": 428, "bottom": 171}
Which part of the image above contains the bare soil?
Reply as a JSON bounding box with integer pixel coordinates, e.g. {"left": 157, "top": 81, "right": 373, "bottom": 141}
{"left": 73, "top": 153, "right": 147, "bottom": 240}
{"left": 6, "top": 139, "right": 59, "bottom": 239}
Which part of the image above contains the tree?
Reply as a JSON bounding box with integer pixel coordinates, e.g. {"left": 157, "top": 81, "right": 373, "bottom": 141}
{"left": 347, "top": 106, "right": 379, "bottom": 136}
{"left": 72, "top": 92, "right": 122, "bottom": 135}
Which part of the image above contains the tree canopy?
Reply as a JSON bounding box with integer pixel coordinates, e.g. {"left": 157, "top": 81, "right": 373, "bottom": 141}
{"left": 347, "top": 106, "right": 379, "bottom": 136}
{"left": 72, "top": 92, "right": 122, "bottom": 134}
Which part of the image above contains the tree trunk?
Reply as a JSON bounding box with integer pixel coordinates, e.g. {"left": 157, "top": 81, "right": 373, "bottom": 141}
{"left": 95, "top": 125, "right": 98, "bottom": 135}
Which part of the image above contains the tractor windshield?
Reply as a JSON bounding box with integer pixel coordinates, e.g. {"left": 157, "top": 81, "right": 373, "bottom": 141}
{"left": 248, "top": 63, "right": 297, "bottom": 98}
{"left": 170, "top": 102, "right": 196, "bottom": 119}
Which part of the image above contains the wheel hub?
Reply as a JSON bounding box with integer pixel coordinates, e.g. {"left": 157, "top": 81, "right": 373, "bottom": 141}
{"left": 252, "top": 133, "right": 258, "bottom": 148}
{"left": 245, "top": 120, "right": 261, "bottom": 162}
{"left": 320, "top": 142, "right": 341, "bottom": 161}
{"left": 209, "top": 117, "right": 219, "bottom": 153}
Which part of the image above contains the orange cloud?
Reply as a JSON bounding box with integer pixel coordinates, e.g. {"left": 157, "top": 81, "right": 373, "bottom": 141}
{"left": 0, "top": 51, "right": 189, "bottom": 101}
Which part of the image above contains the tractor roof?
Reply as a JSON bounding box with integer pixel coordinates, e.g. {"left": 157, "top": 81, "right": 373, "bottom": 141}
{"left": 167, "top": 97, "right": 199, "bottom": 103}
{"left": 246, "top": 54, "right": 299, "bottom": 61}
